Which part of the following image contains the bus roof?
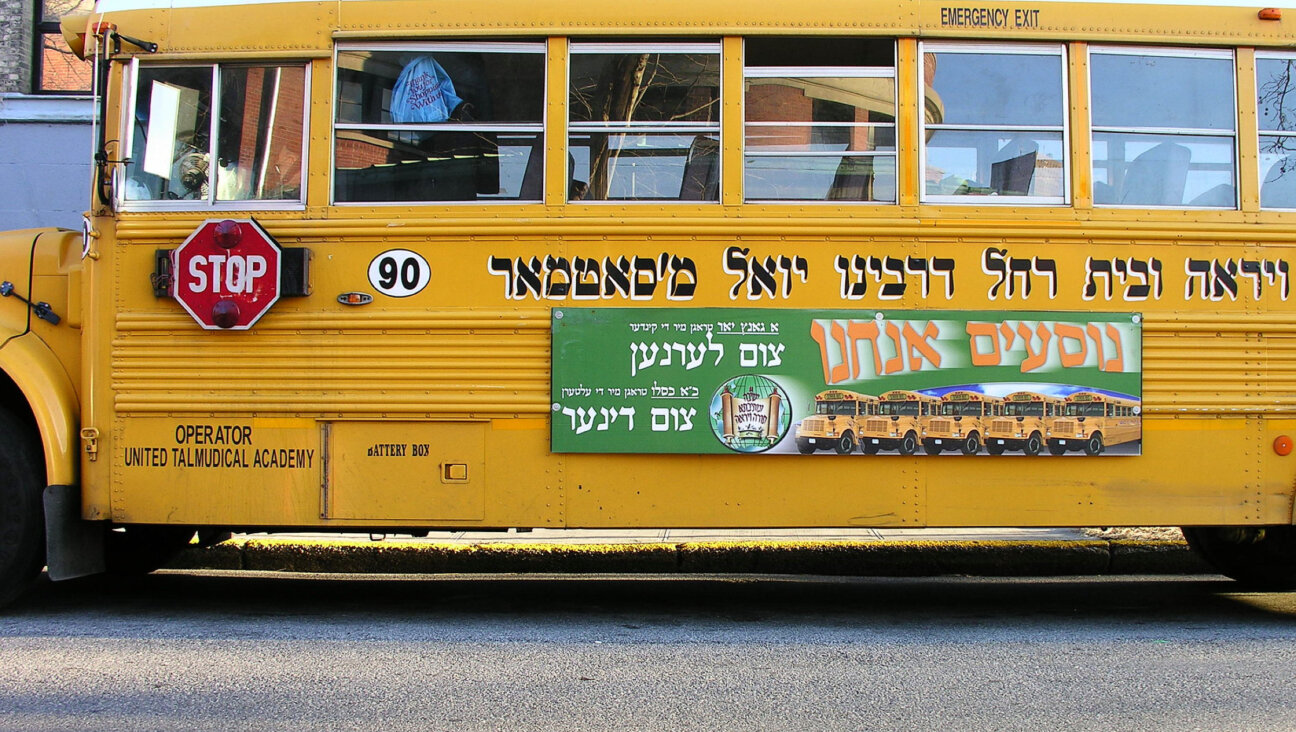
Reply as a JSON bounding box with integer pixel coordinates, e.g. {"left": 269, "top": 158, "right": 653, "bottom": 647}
{"left": 1066, "top": 391, "right": 1140, "bottom": 405}
{"left": 879, "top": 389, "right": 939, "bottom": 401}
{"left": 87, "top": 0, "right": 1296, "bottom": 53}
{"left": 815, "top": 390, "right": 877, "bottom": 402}
{"left": 1004, "top": 390, "right": 1065, "bottom": 403}
{"left": 941, "top": 390, "right": 1004, "bottom": 402}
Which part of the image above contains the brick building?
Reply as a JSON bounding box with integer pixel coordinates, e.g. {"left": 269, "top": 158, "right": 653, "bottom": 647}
{"left": 0, "top": 0, "right": 93, "bottom": 231}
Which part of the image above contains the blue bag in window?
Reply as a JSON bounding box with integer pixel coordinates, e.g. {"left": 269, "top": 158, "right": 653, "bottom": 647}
{"left": 391, "top": 56, "right": 464, "bottom": 123}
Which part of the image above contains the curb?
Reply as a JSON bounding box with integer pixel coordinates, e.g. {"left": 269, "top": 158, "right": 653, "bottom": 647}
{"left": 168, "top": 538, "right": 1210, "bottom": 577}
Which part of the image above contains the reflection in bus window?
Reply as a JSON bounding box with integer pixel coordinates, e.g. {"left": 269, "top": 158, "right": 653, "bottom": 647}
{"left": 1091, "top": 48, "right": 1236, "bottom": 208}
{"left": 569, "top": 43, "right": 721, "bottom": 201}
{"left": 1004, "top": 402, "right": 1048, "bottom": 417}
{"left": 743, "top": 38, "right": 896, "bottom": 202}
{"left": 921, "top": 43, "right": 1067, "bottom": 204}
{"left": 124, "top": 64, "right": 306, "bottom": 206}
{"left": 334, "top": 44, "right": 545, "bottom": 203}
{"left": 1064, "top": 403, "right": 1107, "bottom": 417}
{"left": 1258, "top": 54, "right": 1296, "bottom": 209}
{"left": 816, "top": 401, "right": 860, "bottom": 416}
{"left": 878, "top": 402, "right": 922, "bottom": 416}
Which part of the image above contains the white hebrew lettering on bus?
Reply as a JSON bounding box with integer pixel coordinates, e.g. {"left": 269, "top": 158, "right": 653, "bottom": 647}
{"left": 834, "top": 254, "right": 956, "bottom": 301}
{"left": 629, "top": 332, "right": 725, "bottom": 377}
{"left": 982, "top": 248, "right": 1058, "bottom": 300}
{"left": 1083, "top": 257, "right": 1163, "bottom": 302}
{"left": 724, "top": 246, "right": 809, "bottom": 300}
{"left": 650, "top": 407, "right": 698, "bottom": 432}
{"left": 560, "top": 406, "right": 637, "bottom": 435}
{"left": 487, "top": 254, "right": 698, "bottom": 301}
{"left": 1184, "top": 258, "right": 1290, "bottom": 302}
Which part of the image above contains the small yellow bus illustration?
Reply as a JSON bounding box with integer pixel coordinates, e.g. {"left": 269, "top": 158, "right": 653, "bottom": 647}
{"left": 860, "top": 390, "right": 941, "bottom": 455}
{"left": 1047, "top": 392, "right": 1142, "bottom": 455}
{"left": 986, "top": 391, "right": 1066, "bottom": 456}
{"left": 924, "top": 391, "right": 1005, "bottom": 455}
{"left": 794, "top": 390, "right": 879, "bottom": 454}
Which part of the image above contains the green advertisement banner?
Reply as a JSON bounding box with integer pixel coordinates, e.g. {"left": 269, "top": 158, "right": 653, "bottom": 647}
{"left": 551, "top": 308, "right": 1142, "bottom": 456}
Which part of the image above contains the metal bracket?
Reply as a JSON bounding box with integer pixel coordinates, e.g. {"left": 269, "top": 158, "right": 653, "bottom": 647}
{"left": 80, "top": 427, "right": 100, "bottom": 462}
{"left": 0, "top": 281, "right": 60, "bottom": 325}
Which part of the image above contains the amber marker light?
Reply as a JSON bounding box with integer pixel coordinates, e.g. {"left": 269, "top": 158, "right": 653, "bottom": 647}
{"left": 1275, "top": 435, "right": 1293, "bottom": 456}
{"left": 1259, "top": 7, "right": 1282, "bottom": 20}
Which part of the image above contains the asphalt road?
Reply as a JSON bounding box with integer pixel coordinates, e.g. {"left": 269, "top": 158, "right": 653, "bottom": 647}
{"left": 2, "top": 572, "right": 1295, "bottom": 731}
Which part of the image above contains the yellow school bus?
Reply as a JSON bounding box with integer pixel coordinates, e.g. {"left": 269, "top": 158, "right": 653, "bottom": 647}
{"left": 859, "top": 390, "right": 941, "bottom": 456}
{"left": 7, "top": 0, "right": 1296, "bottom": 604}
{"left": 987, "top": 391, "right": 1066, "bottom": 456}
{"left": 1048, "top": 392, "right": 1143, "bottom": 456}
{"left": 923, "top": 391, "right": 1005, "bottom": 455}
{"left": 795, "top": 390, "right": 879, "bottom": 454}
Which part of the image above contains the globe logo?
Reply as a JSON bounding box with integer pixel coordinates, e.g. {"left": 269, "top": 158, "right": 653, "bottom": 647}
{"left": 709, "top": 374, "right": 793, "bottom": 453}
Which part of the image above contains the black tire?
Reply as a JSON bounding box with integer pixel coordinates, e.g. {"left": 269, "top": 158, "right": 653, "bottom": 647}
{"left": 1084, "top": 432, "right": 1104, "bottom": 456}
{"left": 898, "top": 431, "right": 918, "bottom": 456}
{"left": 795, "top": 437, "right": 815, "bottom": 455}
{"left": 862, "top": 441, "right": 879, "bottom": 455}
{"left": 105, "top": 525, "right": 196, "bottom": 575}
{"left": 834, "top": 432, "right": 856, "bottom": 455}
{"left": 960, "top": 432, "right": 981, "bottom": 455}
{"left": 0, "top": 408, "right": 45, "bottom": 609}
{"left": 922, "top": 439, "right": 941, "bottom": 455}
{"left": 1047, "top": 441, "right": 1068, "bottom": 456}
{"left": 1183, "top": 526, "right": 1296, "bottom": 589}
{"left": 986, "top": 442, "right": 1005, "bottom": 455}
{"left": 1024, "top": 432, "right": 1043, "bottom": 456}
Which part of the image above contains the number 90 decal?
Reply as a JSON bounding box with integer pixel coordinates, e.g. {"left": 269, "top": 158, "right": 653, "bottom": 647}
{"left": 368, "top": 249, "right": 431, "bottom": 298}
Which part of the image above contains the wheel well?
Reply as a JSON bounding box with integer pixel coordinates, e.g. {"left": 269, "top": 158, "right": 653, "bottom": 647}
{"left": 0, "top": 370, "right": 45, "bottom": 484}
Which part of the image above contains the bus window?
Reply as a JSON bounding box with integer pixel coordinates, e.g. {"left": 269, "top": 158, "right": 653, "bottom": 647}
{"left": 333, "top": 43, "right": 545, "bottom": 204}
{"left": 1257, "top": 53, "right": 1296, "bottom": 209}
{"left": 569, "top": 43, "right": 721, "bottom": 202}
{"left": 920, "top": 43, "right": 1067, "bottom": 204}
{"left": 743, "top": 38, "right": 896, "bottom": 202}
{"left": 1091, "top": 47, "right": 1236, "bottom": 208}
{"left": 123, "top": 64, "right": 306, "bottom": 207}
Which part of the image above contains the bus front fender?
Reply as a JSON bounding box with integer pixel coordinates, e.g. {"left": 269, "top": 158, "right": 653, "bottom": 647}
{"left": 0, "top": 330, "right": 79, "bottom": 486}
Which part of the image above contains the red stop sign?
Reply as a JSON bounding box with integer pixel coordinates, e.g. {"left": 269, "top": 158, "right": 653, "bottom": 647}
{"left": 170, "top": 219, "right": 282, "bottom": 330}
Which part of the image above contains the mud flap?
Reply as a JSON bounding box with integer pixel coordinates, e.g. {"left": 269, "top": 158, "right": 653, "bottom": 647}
{"left": 43, "top": 484, "right": 106, "bottom": 580}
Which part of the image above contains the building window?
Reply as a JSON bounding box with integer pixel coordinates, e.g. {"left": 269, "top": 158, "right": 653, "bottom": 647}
{"left": 122, "top": 62, "right": 308, "bottom": 208}
{"left": 35, "top": 0, "right": 93, "bottom": 93}
{"left": 743, "top": 38, "right": 896, "bottom": 203}
{"left": 334, "top": 43, "right": 545, "bottom": 204}
{"left": 1091, "top": 47, "right": 1236, "bottom": 208}
{"left": 920, "top": 42, "right": 1068, "bottom": 204}
{"left": 569, "top": 42, "right": 721, "bottom": 202}
{"left": 1257, "top": 52, "right": 1296, "bottom": 209}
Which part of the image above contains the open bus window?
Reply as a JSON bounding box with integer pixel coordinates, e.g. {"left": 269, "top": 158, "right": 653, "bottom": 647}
{"left": 920, "top": 43, "right": 1067, "bottom": 205}
{"left": 1091, "top": 48, "right": 1236, "bottom": 208}
{"left": 744, "top": 38, "right": 897, "bottom": 203}
{"left": 1257, "top": 54, "right": 1296, "bottom": 209}
{"left": 334, "top": 43, "right": 545, "bottom": 204}
{"left": 568, "top": 43, "right": 721, "bottom": 202}
{"left": 123, "top": 64, "right": 306, "bottom": 208}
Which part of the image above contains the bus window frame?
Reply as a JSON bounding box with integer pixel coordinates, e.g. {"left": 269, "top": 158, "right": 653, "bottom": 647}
{"left": 742, "top": 39, "right": 898, "bottom": 204}
{"left": 331, "top": 40, "right": 547, "bottom": 207}
{"left": 918, "top": 41, "right": 1070, "bottom": 207}
{"left": 1255, "top": 50, "right": 1296, "bottom": 210}
{"left": 118, "top": 59, "right": 311, "bottom": 213}
{"left": 1089, "top": 44, "right": 1239, "bottom": 210}
{"left": 567, "top": 40, "right": 723, "bottom": 204}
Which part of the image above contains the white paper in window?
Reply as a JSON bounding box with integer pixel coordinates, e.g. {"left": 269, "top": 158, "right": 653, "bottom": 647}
{"left": 143, "top": 81, "right": 182, "bottom": 179}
